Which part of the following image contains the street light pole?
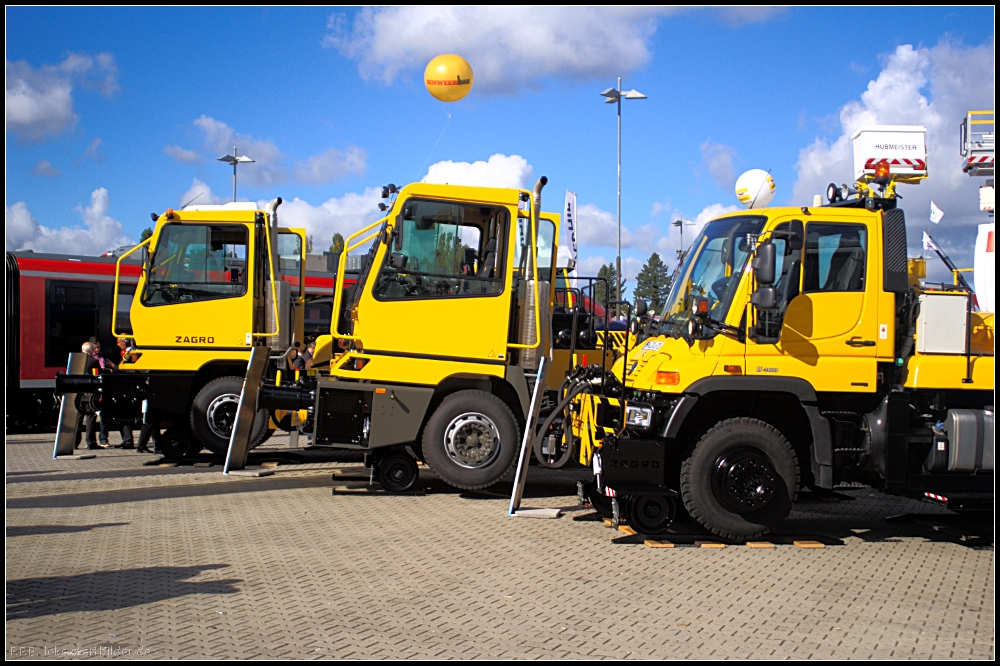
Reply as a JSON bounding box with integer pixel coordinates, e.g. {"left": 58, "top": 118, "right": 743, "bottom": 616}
{"left": 217, "top": 146, "right": 255, "bottom": 203}
{"left": 600, "top": 80, "right": 646, "bottom": 317}
{"left": 616, "top": 77, "right": 622, "bottom": 313}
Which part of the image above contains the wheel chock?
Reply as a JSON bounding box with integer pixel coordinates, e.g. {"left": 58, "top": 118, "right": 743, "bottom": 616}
{"left": 644, "top": 539, "right": 675, "bottom": 548}
{"left": 746, "top": 541, "right": 776, "bottom": 548}
{"left": 793, "top": 540, "right": 825, "bottom": 549}
{"left": 695, "top": 541, "right": 725, "bottom": 548}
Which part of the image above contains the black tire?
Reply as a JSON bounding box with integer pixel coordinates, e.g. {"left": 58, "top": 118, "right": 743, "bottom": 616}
{"left": 158, "top": 427, "right": 193, "bottom": 459}
{"left": 626, "top": 495, "right": 676, "bottom": 534}
{"left": 422, "top": 390, "right": 520, "bottom": 490}
{"left": 378, "top": 453, "right": 419, "bottom": 493}
{"left": 190, "top": 376, "right": 268, "bottom": 456}
{"left": 680, "top": 417, "right": 800, "bottom": 540}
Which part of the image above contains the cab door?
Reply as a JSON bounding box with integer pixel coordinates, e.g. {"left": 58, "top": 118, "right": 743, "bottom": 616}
{"left": 133, "top": 221, "right": 254, "bottom": 349}
{"left": 352, "top": 198, "right": 515, "bottom": 363}
{"left": 746, "top": 215, "right": 880, "bottom": 392}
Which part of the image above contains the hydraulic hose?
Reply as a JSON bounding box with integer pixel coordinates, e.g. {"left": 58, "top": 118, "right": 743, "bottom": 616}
{"left": 532, "top": 381, "right": 590, "bottom": 468}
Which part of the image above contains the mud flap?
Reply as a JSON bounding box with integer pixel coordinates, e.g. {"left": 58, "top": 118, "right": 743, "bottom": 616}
{"left": 223, "top": 347, "right": 269, "bottom": 473}
{"left": 508, "top": 355, "right": 550, "bottom": 515}
{"left": 53, "top": 353, "right": 89, "bottom": 458}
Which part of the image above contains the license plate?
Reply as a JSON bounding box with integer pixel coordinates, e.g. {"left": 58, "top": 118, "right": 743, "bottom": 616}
{"left": 641, "top": 340, "right": 664, "bottom": 351}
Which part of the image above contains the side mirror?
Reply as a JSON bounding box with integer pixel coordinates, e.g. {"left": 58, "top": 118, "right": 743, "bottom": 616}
{"left": 389, "top": 253, "right": 408, "bottom": 270}
{"left": 751, "top": 286, "right": 777, "bottom": 310}
{"left": 752, "top": 241, "right": 776, "bottom": 285}
{"left": 634, "top": 299, "right": 648, "bottom": 317}
{"left": 392, "top": 216, "right": 403, "bottom": 251}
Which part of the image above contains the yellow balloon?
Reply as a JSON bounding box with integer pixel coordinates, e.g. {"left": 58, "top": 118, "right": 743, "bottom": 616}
{"left": 424, "top": 54, "right": 474, "bottom": 103}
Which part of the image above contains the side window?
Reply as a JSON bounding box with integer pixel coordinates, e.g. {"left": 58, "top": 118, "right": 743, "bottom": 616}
{"left": 514, "top": 218, "right": 557, "bottom": 283}
{"left": 803, "top": 223, "right": 867, "bottom": 292}
{"left": 373, "top": 200, "right": 506, "bottom": 300}
{"left": 278, "top": 232, "right": 303, "bottom": 299}
{"left": 142, "top": 224, "right": 248, "bottom": 305}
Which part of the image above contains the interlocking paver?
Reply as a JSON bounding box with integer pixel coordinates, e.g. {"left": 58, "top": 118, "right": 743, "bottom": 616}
{"left": 5, "top": 432, "right": 994, "bottom": 659}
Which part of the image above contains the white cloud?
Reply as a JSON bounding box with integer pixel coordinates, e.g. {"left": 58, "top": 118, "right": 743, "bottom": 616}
{"left": 164, "top": 145, "right": 203, "bottom": 165}
{"left": 258, "top": 188, "right": 384, "bottom": 252}
{"left": 5, "top": 53, "right": 119, "bottom": 141}
{"left": 422, "top": 153, "right": 533, "bottom": 188}
{"left": 32, "top": 159, "right": 60, "bottom": 177}
{"left": 180, "top": 178, "right": 222, "bottom": 207}
{"left": 700, "top": 140, "right": 736, "bottom": 190}
{"left": 78, "top": 137, "right": 105, "bottom": 163}
{"left": 324, "top": 8, "right": 783, "bottom": 95}
{"left": 576, "top": 202, "right": 661, "bottom": 250}
{"left": 5, "top": 188, "right": 131, "bottom": 255}
{"left": 790, "top": 40, "right": 995, "bottom": 273}
{"left": 294, "top": 146, "right": 367, "bottom": 184}
{"left": 193, "top": 115, "right": 285, "bottom": 188}
{"left": 653, "top": 203, "right": 739, "bottom": 258}
{"left": 187, "top": 116, "right": 366, "bottom": 187}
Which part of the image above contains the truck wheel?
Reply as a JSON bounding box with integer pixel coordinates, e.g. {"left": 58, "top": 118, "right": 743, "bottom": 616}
{"left": 680, "top": 418, "right": 799, "bottom": 540}
{"left": 422, "top": 390, "right": 520, "bottom": 490}
{"left": 190, "top": 376, "right": 268, "bottom": 456}
{"left": 626, "top": 495, "right": 676, "bottom": 534}
{"left": 377, "top": 453, "right": 419, "bottom": 493}
{"left": 157, "top": 427, "right": 193, "bottom": 459}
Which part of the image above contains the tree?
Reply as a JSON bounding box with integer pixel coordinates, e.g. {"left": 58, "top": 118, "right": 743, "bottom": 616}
{"left": 595, "top": 263, "right": 627, "bottom": 308}
{"left": 139, "top": 227, "right": 153, "bottom": 242}
{"left": 330, "top": 233, "right": 345, "bottom": 255}
{"left": 306, "top": 234, "right": 314, "bottom": 254}
{"left": 633, "top": 252, "right": 672, "bottom": 313}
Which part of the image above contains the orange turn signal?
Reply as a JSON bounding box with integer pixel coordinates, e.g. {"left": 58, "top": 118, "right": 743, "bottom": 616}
{"left": 375, "top": 388, "right": 386, "bottom": 394}
{"left": 655, "top": 370, "right": 680, "bottom": 385}
{"left": 724, "top": 364, "right": 742, "bottom": 374}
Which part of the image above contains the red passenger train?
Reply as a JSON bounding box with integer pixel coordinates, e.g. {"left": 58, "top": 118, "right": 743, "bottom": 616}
{"left": 5, "top": 250, "right": 346, "bottom": 431}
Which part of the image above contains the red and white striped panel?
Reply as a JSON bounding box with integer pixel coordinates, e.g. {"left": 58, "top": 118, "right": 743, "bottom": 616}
{"left": 863, "top": 157, "right": 928, "bottom": 173}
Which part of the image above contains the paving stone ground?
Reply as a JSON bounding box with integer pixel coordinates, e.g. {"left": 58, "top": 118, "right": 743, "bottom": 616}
{"left": 5, "top": 432, "right": 994, "bottom": 659}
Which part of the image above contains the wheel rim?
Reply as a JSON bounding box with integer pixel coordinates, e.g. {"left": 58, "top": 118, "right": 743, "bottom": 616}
{"left": 443, "top": 412, "right": 501, "bottom": 469}
{"left": 712, "top": 447, "right": 778, "bottom": 514}
{"left": 206, "top": 393, "right": 240, "bottom": 439}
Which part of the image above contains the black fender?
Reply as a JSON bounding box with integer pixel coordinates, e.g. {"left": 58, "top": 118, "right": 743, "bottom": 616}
{"left": 664, "top": 376, "right": 834, "bottom": 489}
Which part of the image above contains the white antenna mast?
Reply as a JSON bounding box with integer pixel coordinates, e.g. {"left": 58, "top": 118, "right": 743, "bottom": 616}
{"left": 217, "top": 146, "right": 255, "bottom": 202}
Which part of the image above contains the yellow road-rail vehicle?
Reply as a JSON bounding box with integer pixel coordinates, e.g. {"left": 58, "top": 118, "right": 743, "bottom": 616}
{"left": 573, "top": 169, "right": 994, "bottom": 539}
{"left": 232, "top": 177, "right": 628, "bottom": 491}
{"left": 55, "top": 200, "right": 310, "bottom": 457}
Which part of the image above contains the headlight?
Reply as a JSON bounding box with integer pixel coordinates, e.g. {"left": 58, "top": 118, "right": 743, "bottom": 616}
{"left": 624, "top": 405, "right": 653, "bottom": 429}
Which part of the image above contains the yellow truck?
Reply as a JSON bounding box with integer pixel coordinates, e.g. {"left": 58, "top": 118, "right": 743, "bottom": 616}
{"left": 55, "top": 200, "right": 309, "bottom": 457}
{"left": 571, "top": 168, "right": 994, "bottom": 538}
{"left": 228, "top": 177, "right": 629, "bottom": 490}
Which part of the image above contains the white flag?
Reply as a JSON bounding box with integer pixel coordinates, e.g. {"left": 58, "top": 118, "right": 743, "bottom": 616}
{"left": 929, "top": 200, "right": 944, "bottom": 224}
{"left": 564, "top": 190, "right": 578, "bottom": 271}
{"left": 922, "top": 231, "right": 940, "bottom": 252}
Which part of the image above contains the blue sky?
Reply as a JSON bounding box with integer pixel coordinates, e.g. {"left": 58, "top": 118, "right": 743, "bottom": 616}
{"left": 6, "top": 6, "right": 995, "bottom": 282}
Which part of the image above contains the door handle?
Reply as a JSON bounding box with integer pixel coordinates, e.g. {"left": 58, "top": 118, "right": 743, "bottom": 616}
{"left": 845, "top": 339, "right": 876, "bottom": 347}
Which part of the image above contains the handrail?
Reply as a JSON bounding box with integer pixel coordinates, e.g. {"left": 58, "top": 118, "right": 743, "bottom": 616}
{"left": 331, "top": 217, "right": 387, "bottom": 343}
{"left": 112, "top": 237, "right": 152, "bottom": 338}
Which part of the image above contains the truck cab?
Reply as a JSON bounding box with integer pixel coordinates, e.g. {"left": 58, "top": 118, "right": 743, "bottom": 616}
{"left": 55, "top": 200, "right": 308, "bottom": 458}
{"left": 575, "top": 198, "right": 994, "bottom": 538}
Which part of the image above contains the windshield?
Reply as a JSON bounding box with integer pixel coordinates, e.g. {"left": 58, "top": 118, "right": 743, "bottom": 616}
{"left": 658, "top": 215, "right": 765, "bottom": 337}
{"left": 142, "top": 224, "right": 248, "bottom": 305}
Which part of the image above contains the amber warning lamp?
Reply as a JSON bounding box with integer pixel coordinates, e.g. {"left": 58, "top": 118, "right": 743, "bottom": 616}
{"left": 873, "top": 159, "right": 892, "bottom": 186}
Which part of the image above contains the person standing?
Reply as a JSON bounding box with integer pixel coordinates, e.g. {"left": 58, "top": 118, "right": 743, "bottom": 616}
{"left": 301, "top": 340, "right": 316, "bottom": 370}
{"left": 75, "top": 342, "right": 103, "bottom": 450}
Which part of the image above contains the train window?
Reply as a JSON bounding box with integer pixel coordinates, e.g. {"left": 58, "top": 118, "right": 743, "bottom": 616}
{"left": 142, "top": 224, "right": 248, "bottom": 306}
{"left": 46, "top": 280, "right": 98, "bottom": 368}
